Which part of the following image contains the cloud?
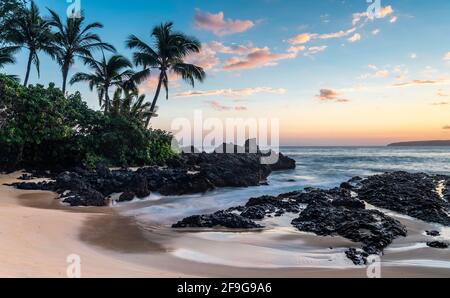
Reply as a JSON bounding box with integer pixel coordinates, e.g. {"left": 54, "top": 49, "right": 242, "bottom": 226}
{"left": 306, "top": 46, "right": 328, "bottom": 55}
{"left": 289, "top": 28, "right": 356, "bottom": 45}
{"left": 319, "top": 28, "right": 356, "bottom": 40}
{"left": 202, "top": 41, "right": 299, "bottom": 71}
{"left": 194, "top": 10, "right": 254, "bottom": 36}
{"left": 142, "top": 71, "right": 180, "bottom": 91}
{"left": 348, "top": 33, "right": 361, "bottom": 43}
{"left": 208, "top": 41, "right": 256, "bottom": 55}
{"left": 287, "top": 45, "right": 306, "bottom": 53}
{"left": 444, "top": 52, "right": 450, "bottom": 61}
{"left": 352, "top": 5, "right": 394, "bottom": 25}
{"left": 207, "top": 100, "right": 247, "bottom": 111}
{"left": 222, "top": 47, "right": 297, "bottom": 70}
{"left": 437, "top": 90, "right": 448, "bottom": 97}
{"left": 443, "top": 126, "right": 450, "bottom": 130}
{"left": 176, "top": 87, "right": 286, "bottom": 98}
{"left": 392, "top": 78, "right": 450, "bottom": 88}
{"left": 374, "top": 70, "right": 389, "bottom": 78}
{"left": 288, "top": 33, "right": 315, "bottom": 45}
{"left": 410, "top": 53, "right": 417, "bottom": 59}
{"left": 185, "top": 46, "right": 220, "bottom": 70}
{"left": 390, "top": 16, "right": 398, "bottom": 23}
{"left": 372, "top": 29, "right": 381, "bottom": 35}
{"left": 380, "top": 6, "right": 394, "bottom": 18}
{"left": 317, "top": 89, "right": 350, "bottom": 103}
{"left": 432, "top": 102, "right": 449, "bottom": 106}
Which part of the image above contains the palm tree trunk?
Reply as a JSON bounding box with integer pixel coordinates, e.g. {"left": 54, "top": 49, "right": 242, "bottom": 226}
{"left": 146, "top": 72, "right": 164, "bottom": 127}
{"left": 23, "top": 51, "right": 33, "bottom": 86}
{"left": 62, "top": 63, "right": 69, "bottom": 94}
{"left": 104, "top": 86, "right": 110, "bottom": 113}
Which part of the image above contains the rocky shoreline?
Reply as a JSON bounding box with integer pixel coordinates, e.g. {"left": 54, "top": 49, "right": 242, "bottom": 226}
{"left": 4, "top": 147, "right": 450, "bottom": 266}
{"left": 5, "top": 150, "right": 296, "bottom": 206}
{"left": 173, "top": 171, "right": 450, "bottom": 265}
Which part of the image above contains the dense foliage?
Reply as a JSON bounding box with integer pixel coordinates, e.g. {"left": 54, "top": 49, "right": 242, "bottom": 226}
{"left": 0, "top": 75, "right": 175, "bottom": 170}
{"left": 0, "top": 3, "right": 205, "bottom": 171}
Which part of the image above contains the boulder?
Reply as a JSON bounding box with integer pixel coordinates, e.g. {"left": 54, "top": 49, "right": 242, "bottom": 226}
{"left": 354, "top": 172, "right": 450, "bottom": 226}
{"left": 172, "top": 211, "right": 263, "bottom": 229}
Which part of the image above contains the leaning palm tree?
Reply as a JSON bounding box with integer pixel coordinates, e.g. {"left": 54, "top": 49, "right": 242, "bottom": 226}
{"left": 48, "top": 9, "right": 115, "bottom": 94}
{"left": 126, "top": 22, "right": 206, "bottom": 125}
{"left": 70, "top": 54, "right": 134, "bottom": 113}
{"left": 0, "top": 46, "right": 19, "bottom": 68}
{"left": 6, "top": 1, "right": 56, "bottom": 86}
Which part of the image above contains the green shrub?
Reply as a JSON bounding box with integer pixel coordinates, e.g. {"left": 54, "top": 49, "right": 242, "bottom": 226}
{"left": 0, "top": 74, "right": 175, "bottom": 170}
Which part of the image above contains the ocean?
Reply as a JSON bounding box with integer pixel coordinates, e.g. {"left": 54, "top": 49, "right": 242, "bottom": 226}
{"left": 121, "top": 146, "right": 450, "bottom": 224}
{"left": 117, "top": 146, "right": 450, "bottom": 271}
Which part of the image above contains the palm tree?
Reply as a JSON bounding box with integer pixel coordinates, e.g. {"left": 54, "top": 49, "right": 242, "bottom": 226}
{"left": 0, "top": 46, "right": 19, "bottom": 68}
{"left": 110, "top": 88, "right": 153, "bottom": 122}
{"left": 6, "top": 1, "right": 56, "bottom": 86}
{"left": 70, "top": 54, "right": 134, "bottom": 112}
{"left": 126, "top": 22, "right": 206, "bottom": 125}
{"left": 48, "top": 9, "right": 115, "bottom": 94}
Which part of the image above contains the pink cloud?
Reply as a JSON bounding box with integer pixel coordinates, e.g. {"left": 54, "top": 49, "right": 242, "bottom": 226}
{"left": 194, "top": 10, "right": 254, "bottom": 36}
{"left": 392, "top": 78, "right": 450, "bottom": 88}
{"left": 208, "top": 41, "right": 256, "bottom": 55}
{"left": 185, "top": 46, "right": 219, "bottom": 70}
{"left": 317, "top": 89, "right": 350, "bottom": 103}
{"left": 222, "top": 47, "right": 297, "bottom": 70}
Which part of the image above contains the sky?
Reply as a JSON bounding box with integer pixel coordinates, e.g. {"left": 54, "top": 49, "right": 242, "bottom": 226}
{"left": 3, "top": 0, "right": 450, "bottom": 146}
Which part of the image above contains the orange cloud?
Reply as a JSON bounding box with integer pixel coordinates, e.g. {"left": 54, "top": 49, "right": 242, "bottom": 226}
{"left": 352, "top": 5, "right": 394, "bottom": 25}
{"left": 288, "top": 33, "right": 315, "bottom": 45}
{"left": 380, "top": 6, "right": 394, "bottom": 18}
{"left": 348, "top": 33, "right": 361, "bottom": 43}
{"left": 194, "top": 10, "right": 254, "bottom": 36}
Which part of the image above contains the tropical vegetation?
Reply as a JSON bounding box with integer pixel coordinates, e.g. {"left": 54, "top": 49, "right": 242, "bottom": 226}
{"left": 0, "top": 1, "right": 206, "bottom": 169}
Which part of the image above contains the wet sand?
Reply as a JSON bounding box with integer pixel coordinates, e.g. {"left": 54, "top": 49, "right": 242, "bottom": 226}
{"left": 1, "top": 172, "right": 449, "bottom": 278}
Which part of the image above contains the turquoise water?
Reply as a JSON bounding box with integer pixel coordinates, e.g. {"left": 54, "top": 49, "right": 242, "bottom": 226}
{"left": 122, "top": 146, "right": 450, "bottom": 224}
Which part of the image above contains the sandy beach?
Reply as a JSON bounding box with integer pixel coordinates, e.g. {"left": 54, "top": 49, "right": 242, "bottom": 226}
{"left": 1, "top": 172, "right": 449, "bottom": 278}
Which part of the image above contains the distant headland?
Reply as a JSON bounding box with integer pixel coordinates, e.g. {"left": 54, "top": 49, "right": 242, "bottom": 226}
{"left": 387, "top": 140, "right": 450, "bottom": 147}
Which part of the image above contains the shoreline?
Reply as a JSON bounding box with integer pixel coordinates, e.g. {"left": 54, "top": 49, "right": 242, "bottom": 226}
{"left": 1, "top": 171, "right": 450, "bottom": 277}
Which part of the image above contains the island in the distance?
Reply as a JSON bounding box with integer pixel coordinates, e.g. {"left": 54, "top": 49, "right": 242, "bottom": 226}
{"left": 387, "top": 140, "right": 450, "bottom": 147}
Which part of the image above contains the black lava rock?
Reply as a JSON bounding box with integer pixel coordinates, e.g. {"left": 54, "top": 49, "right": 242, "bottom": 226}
{"left": 426, "top": 230, "right": 441, "bottom": 237}
{"left": 426, "top": 241, "right": 449, "bottom": 249}
{"left": 354, "top": 172, "right": 450, "bottom": 226}
{"left": 172, "top": 211, "right": 263, "bottom": 229}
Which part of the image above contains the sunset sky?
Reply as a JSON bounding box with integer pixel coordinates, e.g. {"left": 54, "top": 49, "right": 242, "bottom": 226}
{"left": 4, "top": 0, "right": 450, "bottom": 145}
